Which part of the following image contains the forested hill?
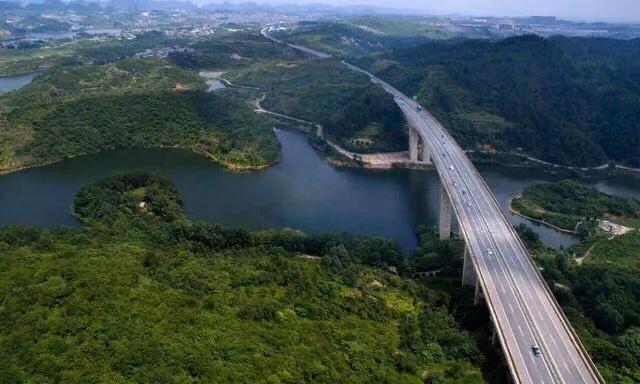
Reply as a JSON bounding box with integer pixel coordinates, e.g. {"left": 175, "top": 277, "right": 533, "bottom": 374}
{"left": 0, "top": 58, "right": 280, "bottom": 172}
{"left": 357, "top": 35, "right": 640, "bottom": 167}
{"left": 0, "top": 171, "right": 486, "bottom": 383}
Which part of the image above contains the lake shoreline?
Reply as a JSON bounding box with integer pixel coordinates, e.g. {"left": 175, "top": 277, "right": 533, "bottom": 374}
{"left": 507, "top": 197, "right": 580, "bottom": 235}
{"left": 0, "top": 143, "right": 277, "bottom": 177}
{"left": 468, "top": 150, "right": 640, "bottom": 179}
{"left": 0, "top": 130, "right": 597, "bottom": 250}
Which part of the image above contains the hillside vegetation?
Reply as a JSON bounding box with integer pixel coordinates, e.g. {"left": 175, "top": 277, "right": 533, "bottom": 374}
{"left": 168, "top": 31, "right": 303, "bottom": 70}
{"left": 531, "top": 228, "right": 640, "bottom": 383}
{"left": 276, "top": 21, "right": 434, "bottom": 58}
{"left": 0, "top": 58, "right": 279, "bottom": 172}
{"left": 355, "top": 35, "right": 640, "bottom": 167}
{"left": 0, "top": 31, "right": 177, "bottom": 76}
{"left": 511, "top": 178, "right": 640, "bottom": 383}
{"left": 586, "top": 230, "right": 640, "bottom": 270}
{"left": 511, "top": 180, "right": 640, "bottom": 232}
{"left": 0, "top": 172, "right": 486, "bottom": 383}
{"left": 228, "top": 58, "right": 407, "bottom": 153}
{"left": 0, "top": 30, "right": 298, "bottom": 77}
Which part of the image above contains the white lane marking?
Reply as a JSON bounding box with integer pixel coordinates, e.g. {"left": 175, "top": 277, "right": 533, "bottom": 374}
{"left": 441, "top": 175, "right": 537, "bottom": 384}
{"left": 505, "top": 238, "right": 592, "bottom": 384}
{"left": 518, "top": 325, "right": 524, "bottom": 336}
{"left": 443, "top": 133, "right": 572, "bottom": 382}
{"left": 450, "top": 162, "right": 561, "bottom": 384}
{"left": 406, "top": 105, "right": 548, "bottom": 383}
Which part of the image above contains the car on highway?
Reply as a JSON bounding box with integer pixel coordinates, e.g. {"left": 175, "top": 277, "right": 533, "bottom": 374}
{"left": 532, "top": 345, "right": 542, "bottom": 357}
{"left": 467, "top": 202, "right": 472, "bottom": 207}
{"left": 487, "top": 248, "right": 494, "bottom": 256}
{"left": 449, "top": 165, "right": 455, "bottom": 171}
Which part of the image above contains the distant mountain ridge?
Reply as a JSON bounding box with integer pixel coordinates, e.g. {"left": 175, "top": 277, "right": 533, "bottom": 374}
{"left": 0, "top": 0, "right": 409, "bottom": 14}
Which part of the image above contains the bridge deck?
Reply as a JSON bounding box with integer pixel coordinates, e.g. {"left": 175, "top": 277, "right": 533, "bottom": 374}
{"left": 262, "top": 26, "right": 603, "bottom": 384}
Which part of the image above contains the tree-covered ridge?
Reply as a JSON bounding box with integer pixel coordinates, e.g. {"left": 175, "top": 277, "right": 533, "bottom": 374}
{"left": 0, "top": 58, "right": 279, "bottom": 172}
{"left": 511, "top": 179, "right": 640, "bottom": 231}
{"left": 168, "top": 31, "right": 304, "bottom": 70}
{"left": 355, "top": 35, "right": 640, "bottom": 167}
{"left": 0, "top": 173, "right": 485, "bottom": 383}
{"left": 275, "top": 21, "right": 434, "bottom": 58}
{"left": 227, "top": 58, "right": 407, "bottom": 153}
{"left": 3, "top": 58, "right": 205, "bottom": 105}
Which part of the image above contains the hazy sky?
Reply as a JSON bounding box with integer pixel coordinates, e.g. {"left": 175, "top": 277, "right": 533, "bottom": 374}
{"left": 266, "top": 0, "right": 640, "bottom": 22}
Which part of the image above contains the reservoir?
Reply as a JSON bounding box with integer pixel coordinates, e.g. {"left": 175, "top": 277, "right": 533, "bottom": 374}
{"left": 1, "top": 129, "right": 637, "bottom": 250}
{"left": 0, "top": 73, "right": 35, "bottom": 94}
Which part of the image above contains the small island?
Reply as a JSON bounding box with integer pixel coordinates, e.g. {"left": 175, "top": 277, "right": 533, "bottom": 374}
{"left": 510, "top": 179, "right": 640, "bottom": 235}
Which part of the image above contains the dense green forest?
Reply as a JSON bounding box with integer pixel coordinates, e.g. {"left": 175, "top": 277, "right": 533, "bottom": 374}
{"left": 2, "top": 26, "right": 640, "bottom": 383}
{"left": 227, "top": 58, "right": 407, "bottom": 153}
{"left": 353, "top": 35, "right": 640, "bottom": 167}
{"left": 511, "top": 180, "right": 640, "bottom": 231}
{"left": 2, "top": 172, "right": 640, "bottom": 382}
{"left": 0, "top": 172, "right": 487, "bottom": 383}
{"left": 529, "top": 228, "right": 640, "bottom": 383}
{"left": 73, "top": 171, "right": 185, "bottom": 223}
{"left": 0, "top": 58, "right": 279, "bottom": 172}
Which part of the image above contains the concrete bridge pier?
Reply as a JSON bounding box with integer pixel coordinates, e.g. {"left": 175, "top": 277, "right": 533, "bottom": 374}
{"left": 439, "top": 184, "right": 453, "bottom": 239}
{"left": 409, "top": 124, "right": 419, "bottom": 162}
{"left": 420, "top": 138, "right": 432, "bottom": 163}
{"left": 408, "top": 123, "right": 432, "bottom": 164}
{"left": 462, "top": 246, "right": 483, "bottom": 305}
{"left": 474, "top": 280, "right": 483, "bottom": 305}
{"left": 462, "top": 247, "right": 477, "bottom": 286}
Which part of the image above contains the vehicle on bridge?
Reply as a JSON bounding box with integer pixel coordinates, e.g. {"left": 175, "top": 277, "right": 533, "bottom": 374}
{"left": 532, "top": 345, "right": 542, "bottom": 357}
{"left": 263, "top": 26, "right": 605, "bottom": 384}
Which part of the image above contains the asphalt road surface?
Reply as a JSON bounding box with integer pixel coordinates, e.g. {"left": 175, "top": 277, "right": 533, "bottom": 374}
{"left": 262, "top": 26, "right": 603, "bottom": 384}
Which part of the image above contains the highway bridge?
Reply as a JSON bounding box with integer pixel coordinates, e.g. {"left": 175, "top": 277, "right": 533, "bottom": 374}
{"left": 261, "top": 26, "right": 604, "bottom": 384}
